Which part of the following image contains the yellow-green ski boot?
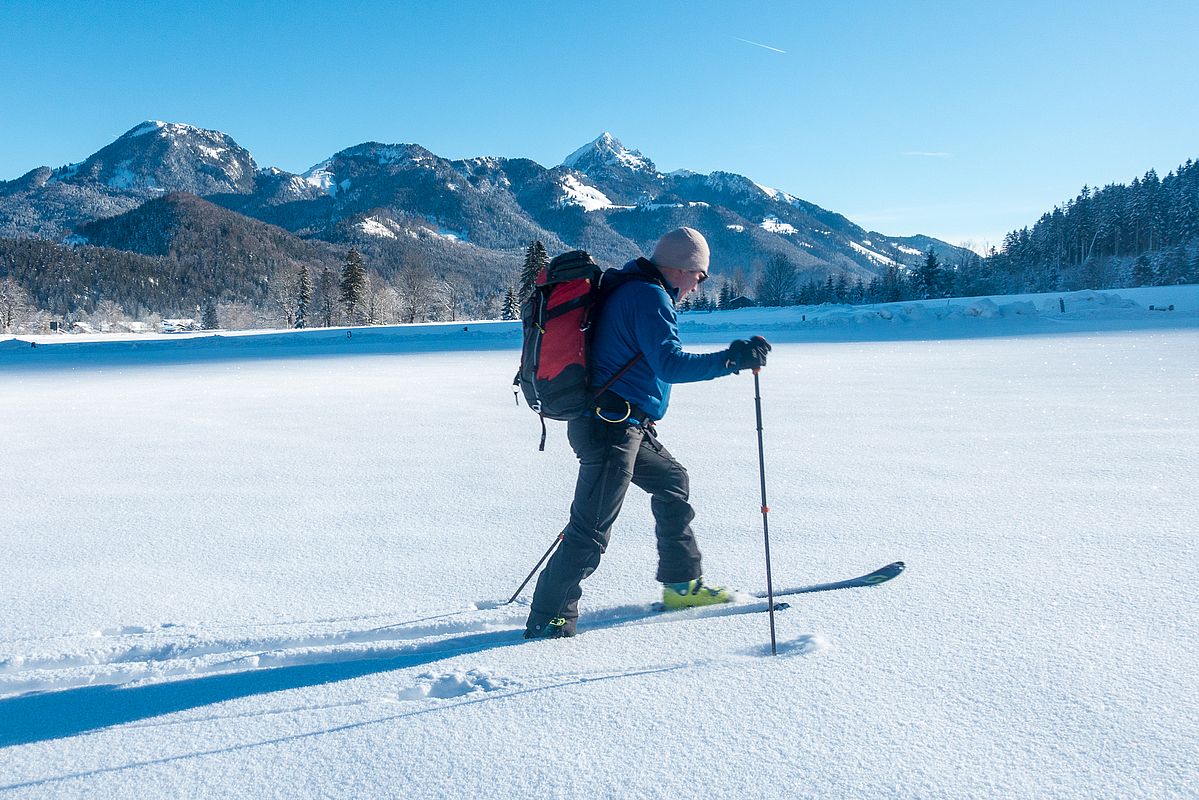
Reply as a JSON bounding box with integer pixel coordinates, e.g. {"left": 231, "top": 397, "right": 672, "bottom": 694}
{"left": 661, "top": 577, "right": 732, "bottom": 610}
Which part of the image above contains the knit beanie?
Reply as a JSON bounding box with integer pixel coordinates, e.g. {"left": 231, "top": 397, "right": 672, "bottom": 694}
{"left": 651, "top": 227, "right": 710, "bottom": 274}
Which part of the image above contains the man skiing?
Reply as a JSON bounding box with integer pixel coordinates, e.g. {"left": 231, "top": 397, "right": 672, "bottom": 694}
{"left": 524, "top": 227, "right": 772, "bottom": 639}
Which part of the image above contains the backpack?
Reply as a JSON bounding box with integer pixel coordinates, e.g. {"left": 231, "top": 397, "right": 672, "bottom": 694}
{"left": 513, "top": 250, "right": 644, "bottom": 450}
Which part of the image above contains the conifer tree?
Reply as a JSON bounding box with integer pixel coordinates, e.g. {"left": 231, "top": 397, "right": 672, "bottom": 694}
{"left": 502, "top": 287, "right": 520, "bottom": 320}
{"left": 918, "top": 249, "right": 942, "bottom": 298}
{"left": 202, "top": 299, "right": 219, "bottom": 330}
{"left": 1187, "top": 250, "right": 1199, "bottom": 284}
{"left": 882, "top": 266, "right": 902, "bottom": 302}
{"left": 340, "top": 248, "right": 368, "bottom": 323}
{"left": 718, "top": 281, "right": 733, "bottom": 309}
{"left": 1131, "top": 254, "right": 1155, "bottom": 287}
{"left": 798, "top": 280, "right": 818, "bottom": 305}
{"left": 834, "top": 273, "right": 850, "bottom": 303}
{"left": 1156, "top": 246, "right": 1188, "bottom": 285}
{"left": 867, "top": 276, "right": 883, "bottom": 303}
{"left": 853, "top": 278, "right": 866, "bottom": 304}
{"left": 519, "top": 240, "right": 548, "bottom": 302}
{"left": 295, "top": 264, "right": 313, "bottom": 329}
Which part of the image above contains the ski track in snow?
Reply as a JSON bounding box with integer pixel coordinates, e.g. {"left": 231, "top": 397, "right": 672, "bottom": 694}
{"left": 0, "top": 662, "right": 707, "bottom": 794}
{"left": 0, "top": 592, "right": 809, "bottom": 700}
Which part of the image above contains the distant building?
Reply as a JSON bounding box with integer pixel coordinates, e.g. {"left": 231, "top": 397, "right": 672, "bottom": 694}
{"left": 724, "top": 295, "right": 757, "bottom": 310}
{"left": 160, "top": 319, "right": 199, "bottom": 333}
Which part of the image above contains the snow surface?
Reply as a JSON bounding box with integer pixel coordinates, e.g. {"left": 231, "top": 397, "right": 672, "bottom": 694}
{"left": 303, "top": 161, "right": 342, "bottom": 196}
{"left": 106, "top": 161, "right": 138, "bottom": 191}
{"left": 754, "top": 182, "right": 798, "bottom": 204}
{"left": 122, "top": 121, "right": 164, "bottom": 138}
{"left": 760, "top": 216, "right": 798, "bottom": 235}
{"left": 558, "top": 174, "right": 614, "bottom": 212}
{"left": 850, "top": 240, "right": 899, "bottom": 266}
{"left": 358, "top": 217, "right": 398, "bottom": 239}
{"left": 1, "top": 286, "right": 1197, "bottom": 798}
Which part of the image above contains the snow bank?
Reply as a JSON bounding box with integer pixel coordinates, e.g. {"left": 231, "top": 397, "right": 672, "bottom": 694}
{"left": 6, "top": 287, "right": 1197, "bottom": 361}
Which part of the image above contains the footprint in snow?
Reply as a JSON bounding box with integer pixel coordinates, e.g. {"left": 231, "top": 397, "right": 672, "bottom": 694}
{"left": 397, "top": 669, "right": 518, "bottom": 701}
{"left": 747, "top": 633, "right": 830, "bottom": 658}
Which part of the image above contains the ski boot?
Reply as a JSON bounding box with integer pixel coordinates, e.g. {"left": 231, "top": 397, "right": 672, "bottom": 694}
{"left": 661, "top": 577, "right": 732, "bottom": 610}
{"left": 523, "top": 615, "right": 576, "bottom": 639}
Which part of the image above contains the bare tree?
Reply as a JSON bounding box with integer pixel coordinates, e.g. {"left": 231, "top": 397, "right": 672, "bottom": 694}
{"left": 363, "top": 271, "right": 397, "bottom": 325}
{"left": 755, "top": 254, "right": 798, "bottom": 306}
{"left": 440, "top": 274, "right": 470, "bottom": 322}
{"left": 88, "top": 299, "right": 128, "bottom": 332}
{"left": 216, "top": 302, "right": 259, "bottom": 331}
{"left": 374, "top": 283, "right": 403, "bottom": 324}
{"left": 266, "top": 264, "right": 301, "bottom": 327}
{"left": 397, "top": 257, "right": 439, "bottom": 323}
{"left": 318, "top": 267, "right": 337, "bottom": 327}
{"left": 0, "top": 276, "right": 33, "bottom": 333}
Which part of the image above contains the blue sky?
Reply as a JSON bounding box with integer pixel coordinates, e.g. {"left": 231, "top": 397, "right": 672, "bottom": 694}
{"left": 2, "top": 0, "right": 1196, "bottom": 249}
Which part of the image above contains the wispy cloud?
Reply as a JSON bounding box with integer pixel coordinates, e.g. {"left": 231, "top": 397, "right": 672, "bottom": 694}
{"left": 902, "top": 151, "right": 951, "bottom": 158}
{"left": 734, "top": 37, "right": 786, "bottom": 54}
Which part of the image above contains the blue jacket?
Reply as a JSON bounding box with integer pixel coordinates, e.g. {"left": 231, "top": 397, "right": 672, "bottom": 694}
{"left": 591, "top": 259, "right": 734, "bottom": 421}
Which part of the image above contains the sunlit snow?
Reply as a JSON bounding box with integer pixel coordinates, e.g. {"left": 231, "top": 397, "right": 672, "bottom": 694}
{"left": 849, "top": 240, "right": 898, "bottom": 265}
{"left": 1, "top": 285, "right": 1196, "bottom": 798}
{"left": 359, "top": 217, "right": 398, "bottom": 239}
{"left": 761, "top": 216, "right": 798, "bottom": 235}
{"left": 558, "top": 174, "right": 614, "bottom": 211}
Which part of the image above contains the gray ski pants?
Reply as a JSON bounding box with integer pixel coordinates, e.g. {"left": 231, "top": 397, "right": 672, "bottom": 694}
{"left": 526, "top": 415, "right": 702, "bottom": 633}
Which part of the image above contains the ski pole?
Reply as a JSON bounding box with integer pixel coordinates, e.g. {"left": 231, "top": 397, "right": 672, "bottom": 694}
{"left": 507, "top": 532, "right": 564, "bottom": 604}
{"left": 753, "top": 369, "right": 778, "bottom": 655}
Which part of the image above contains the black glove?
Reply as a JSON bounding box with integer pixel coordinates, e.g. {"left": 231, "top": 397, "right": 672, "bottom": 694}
{"left": 725, "top": 336, "right": 771, "bottom": 373}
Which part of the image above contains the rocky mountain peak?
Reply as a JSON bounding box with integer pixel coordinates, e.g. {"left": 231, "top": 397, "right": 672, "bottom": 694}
{"left": 562, "top": 133, "right": 657, "bottom": 175}
{"left": 69, "top": 120, "right": 258, "bottom": 195}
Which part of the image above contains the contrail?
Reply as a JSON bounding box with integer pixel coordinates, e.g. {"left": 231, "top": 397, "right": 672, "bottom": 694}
{"left": 734, "top": 37, "right": 786, "bottom": 54}
{"left": 902, "top": 151, "right": 951, "bottom": 158}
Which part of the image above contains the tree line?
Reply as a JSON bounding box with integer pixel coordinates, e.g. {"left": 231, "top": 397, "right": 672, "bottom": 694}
{"left": 688, "top": 157, "right": 1199, "bottom": 310}
{"left": 987, "top": 159, "right": 1199, "bottom": 293}
{"left": 0, "top": 240, "right": 501, "bottom": 334}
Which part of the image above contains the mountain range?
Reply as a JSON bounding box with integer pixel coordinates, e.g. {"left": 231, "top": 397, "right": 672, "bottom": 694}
{"left": 0, "top": 121, "right": 970, "bottom": 315}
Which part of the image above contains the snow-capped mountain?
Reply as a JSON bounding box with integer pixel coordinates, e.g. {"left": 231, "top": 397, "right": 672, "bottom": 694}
{"left": 0, "top": 121, "right": 258, "bottom": 238}
{"left": 0, "top": 122, "right": 972, "bottom": 312}
{"left": 71, "top": 121, "right": 257, "bottom": 195}
{"left": 559, "top": 132, "right": 663, "bottom": 205}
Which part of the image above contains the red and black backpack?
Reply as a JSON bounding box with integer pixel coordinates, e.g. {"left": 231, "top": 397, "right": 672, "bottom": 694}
{"left": 513, "top": 250, "right": 644, "bottom": 449}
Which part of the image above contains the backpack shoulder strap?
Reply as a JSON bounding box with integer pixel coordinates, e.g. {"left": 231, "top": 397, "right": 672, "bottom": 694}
{"left": 598, "top": 258, "right": 667, "bottom": 297}
{"left": 588, "top": 259, "right": 669, "bottom": 404}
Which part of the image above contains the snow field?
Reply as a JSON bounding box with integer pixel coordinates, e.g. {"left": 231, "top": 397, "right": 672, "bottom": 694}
{"left": 0, "top": 298, "right": 1197, "bottom": 798}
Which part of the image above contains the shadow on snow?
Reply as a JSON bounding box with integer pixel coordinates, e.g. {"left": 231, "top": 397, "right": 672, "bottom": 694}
{"left": 0, "top": 628, "right": 522, "bottom": 748}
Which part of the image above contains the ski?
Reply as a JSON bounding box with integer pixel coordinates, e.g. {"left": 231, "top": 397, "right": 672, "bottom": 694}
{"left": 644, "top": 562, "right": 904, "bottom": 615}
{"left": 757, "top": 560, "right": 906, "bottom": 598}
